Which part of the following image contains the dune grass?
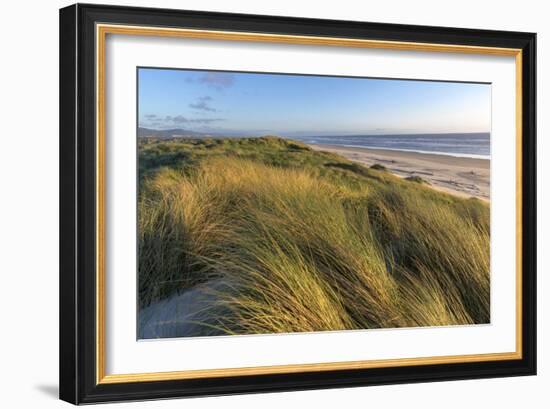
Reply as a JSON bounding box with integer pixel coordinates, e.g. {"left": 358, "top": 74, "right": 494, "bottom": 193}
{"left": 138, "top": 136, "right": 490, "bottom": 336}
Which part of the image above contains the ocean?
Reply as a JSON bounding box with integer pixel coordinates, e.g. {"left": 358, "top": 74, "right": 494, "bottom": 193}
{"left": 293, "top": 133, "right": 490, "bottom": 159}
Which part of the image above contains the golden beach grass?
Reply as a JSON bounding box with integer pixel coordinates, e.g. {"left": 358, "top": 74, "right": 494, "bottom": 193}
{"left": 138, "top": 137, "right": 490, "bottom": 336}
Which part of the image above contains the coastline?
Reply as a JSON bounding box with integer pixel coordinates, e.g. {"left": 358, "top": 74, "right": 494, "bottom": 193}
{"left": 309, "top": 143, "right": 490, "bottom": 201}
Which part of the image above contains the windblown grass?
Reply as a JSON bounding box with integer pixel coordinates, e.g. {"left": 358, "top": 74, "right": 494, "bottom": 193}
{"left": 138, "top": 136, "right": 490, "bottom": 336}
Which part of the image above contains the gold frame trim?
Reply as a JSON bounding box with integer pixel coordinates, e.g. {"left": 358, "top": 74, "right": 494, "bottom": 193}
{"left": 96, "top": 23, "right": 523, "bottom": 385}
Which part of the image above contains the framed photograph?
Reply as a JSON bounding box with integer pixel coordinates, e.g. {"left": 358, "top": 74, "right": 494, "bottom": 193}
{"left": 59, "top": 3, "right": 536, "bottom": 404}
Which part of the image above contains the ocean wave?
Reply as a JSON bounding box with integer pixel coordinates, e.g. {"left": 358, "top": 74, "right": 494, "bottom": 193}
{"left": 337, "top": 144, "right": 490, "bottom": 160}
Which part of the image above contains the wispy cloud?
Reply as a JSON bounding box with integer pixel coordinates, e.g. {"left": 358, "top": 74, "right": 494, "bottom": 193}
{"left": 189, "top": 96, "right": 217, "bottom": 112}
{"left": 140, "top": 114, "right": 225, "bottom": 129}
{"left": 168, "top": 115, "right": 224, "bottom": 125}
{"left": 198, "top": 72, "right": 234, "bottom": 90}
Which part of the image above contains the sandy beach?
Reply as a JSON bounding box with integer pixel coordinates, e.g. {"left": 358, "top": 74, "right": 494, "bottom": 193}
{"left": 310, "top": 144, "right": 490, "bottom": 200}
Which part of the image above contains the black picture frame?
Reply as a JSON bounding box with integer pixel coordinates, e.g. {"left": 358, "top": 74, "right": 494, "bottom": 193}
{"left": 60, "top": 3, "right": 536, "bottom": 404}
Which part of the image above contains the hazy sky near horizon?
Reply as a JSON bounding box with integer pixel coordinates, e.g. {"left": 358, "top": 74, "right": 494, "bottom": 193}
{"left": 138, "top": 68, "right": 491, "bottom": 136}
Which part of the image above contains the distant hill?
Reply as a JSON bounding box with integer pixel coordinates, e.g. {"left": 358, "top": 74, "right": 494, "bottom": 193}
{"left": 138, "top": 127, "right": 214, "bottom": 138}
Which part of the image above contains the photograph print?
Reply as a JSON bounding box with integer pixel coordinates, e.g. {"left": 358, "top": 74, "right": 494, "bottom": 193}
{"left": 137, "top": 68, "right": 491, "bottom": 339}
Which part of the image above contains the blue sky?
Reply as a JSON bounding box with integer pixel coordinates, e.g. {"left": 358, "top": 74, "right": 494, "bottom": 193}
{"left": 138, "top": 68, "right": 491, "bottom": 136}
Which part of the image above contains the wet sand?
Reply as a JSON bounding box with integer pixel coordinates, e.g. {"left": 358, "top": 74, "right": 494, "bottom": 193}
{"left": 311, "top": 144, "right": 490, "bottom": 200}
